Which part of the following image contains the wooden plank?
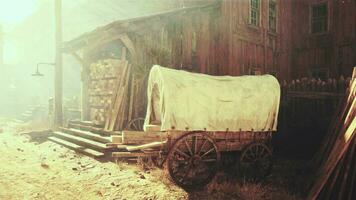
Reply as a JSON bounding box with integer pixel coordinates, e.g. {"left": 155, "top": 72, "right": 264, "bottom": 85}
{"left": 60, "top": 127, "right": 111, "bottom": 143}
{"left": 112, "top": 151, "right": 159, "bottom": 158}
{"left": 127, "top": 75, "right": 135, "bottom": 123}
{"left": 122, "top": 131, "right": 166, "bottom": 144}
{"left": 109, "top": 62, "right": 130, "bottom": 131}
{"left": 53, "top": 131, "right": 108, "bottom": 151}
{"left": 217, "top": 140, "right": 249, "bottom": 151}
{"left": 68, "top": 123, "right": 113, "bottom": 136}
{"left": 111, "top": 135, "right": 123, "bottom": 143}
{"left": 337, "top": 137, "right": 356, "bottom": 200}
{"left": 126, "top": 141, "right": 166, "bottom": 151}
{"left": 308, "top": 69, "right": 356, "bottom": 199}
{"left": 104, "top": 59, "right": 125, "bottom": 130}
{"left": 48, "top": 136, "right": 104, "bottom": 158}
{"left": 104, "top": 59, "right": 129, "bottom": 131}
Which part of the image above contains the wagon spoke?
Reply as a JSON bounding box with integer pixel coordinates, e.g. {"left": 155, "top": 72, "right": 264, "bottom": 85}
{"left": 126, "top": 118, "right": 145, "bottom": 131}
{"left": 259, "top": 146, "right": 265, "bottom": 157}
{"left": 138, "top": 122, "right": 143, "bottom": 130}
{"left": 201, "top": 147, "right": 215, "bottom": 158}
{"left": 132, "top": 122, "right": 138, "bottom": 130}
{"left": 254, "top": 146, "right": 259, "bottom": 157}
{"left": 192, "top": 135, "right": 198, "bottom": 155}
{"left": 175, "top": 148, "right": 190, "bottom": 159}
{"left": 244, "top": 153, "right": 254, "bottom": 162}
{"left": 184, "top": 139, "right": 193, "bottom": 156}
{"left": 198, "top": 139, "right": 208, "bottom": 156}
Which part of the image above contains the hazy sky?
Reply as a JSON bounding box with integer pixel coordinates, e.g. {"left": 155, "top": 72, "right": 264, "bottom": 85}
{"left": 0, "top": 0, "right": 181, "bottom": 117}
{"left": 0, "top": 0, "right": 39, "bottom": 29}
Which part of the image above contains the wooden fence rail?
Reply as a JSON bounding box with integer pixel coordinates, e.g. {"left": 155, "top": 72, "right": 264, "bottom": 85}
{"left": 275, "top": 76, "right": 351, "bottom": 157}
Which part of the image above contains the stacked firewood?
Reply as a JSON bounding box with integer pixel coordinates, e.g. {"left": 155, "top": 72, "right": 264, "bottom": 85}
{"left": 88, "top": 59, "right": 122, "bottom": 126}
{"left": 88, "top": 47, "right": 149, "bottom": 130}
{"left": 89, "top": 59, "right": 120, "bottom": 79}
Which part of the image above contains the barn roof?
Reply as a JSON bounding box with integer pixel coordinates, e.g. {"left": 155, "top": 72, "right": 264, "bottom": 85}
{"left": 62, "top": 2, "right": 219, "bottom": 53}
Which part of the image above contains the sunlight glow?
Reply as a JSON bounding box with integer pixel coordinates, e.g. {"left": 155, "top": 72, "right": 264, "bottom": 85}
{"left": 0, "top": 0, "right": 38, "bottom": 26}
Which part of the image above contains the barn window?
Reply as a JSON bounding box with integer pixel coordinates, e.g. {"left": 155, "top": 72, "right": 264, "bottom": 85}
{"left": 250, "top": 0, "right": 260, "bottom": 26}
{"left": 269, "top": 0, "right": 277, "bottom": 32}
{"left": 311, "top": 3, "right": 328, "bottom": 33}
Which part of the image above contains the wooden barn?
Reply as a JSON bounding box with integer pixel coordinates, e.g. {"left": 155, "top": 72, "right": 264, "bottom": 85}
{"left": 45, "top": 1, "right": 355, "bottom": 197}
{"left": 60, "top": 0, "right": 355, "bottom": 130}
{"left": 56, "top": 0, "right": 355, "bottom": 134}
{"left": 55, "top": 0, "right": 354, "bottom": 166}
{"left": 62, "top": 1, "right": 288, "bottom": 129}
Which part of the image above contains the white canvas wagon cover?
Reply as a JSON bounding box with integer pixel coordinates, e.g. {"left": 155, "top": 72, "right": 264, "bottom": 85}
{"left": 144, "top": 65, "right": 280, "bottom": 132}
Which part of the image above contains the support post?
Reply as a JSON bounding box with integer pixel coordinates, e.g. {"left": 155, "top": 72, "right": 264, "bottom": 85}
{"left": 71, "top": 52, "right": 90, "bottom": 121}
{"left": 81, "top": 67, "right": 90, "bottom": 121}
{"left": 54, "top": 0, "right": 63, "bottom": 128}
{"left": 0, "top": 24, "right": 3, "bottom": 67}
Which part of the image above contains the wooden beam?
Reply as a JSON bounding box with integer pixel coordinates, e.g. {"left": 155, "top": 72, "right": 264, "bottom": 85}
{"left": 122, "top": 131, "right": 167, "bottom": 145}
{"left": 83, "top": 33, "right": 137, "bottom": 60}
{"left": 112, "top": 151, "right": 159, "bottom": 158}
{"left": 126, "top": 141, "right": 166, "bottom": 152}
{"left": 71, "top": 52, "right": 85, "bottom": 66}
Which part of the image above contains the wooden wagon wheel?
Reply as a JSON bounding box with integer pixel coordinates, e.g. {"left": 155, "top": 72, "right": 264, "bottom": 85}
{"left": 239, "top": 142, "right": 273, "bottom": 181}
{"left": 126, "top": 118, "right": 145, "bottom": 131}
{"left": 167, "top": 132, "right": 220, "bottom": 190}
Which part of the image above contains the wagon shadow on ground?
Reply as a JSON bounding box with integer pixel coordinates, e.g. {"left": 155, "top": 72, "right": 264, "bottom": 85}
{"left": 185, "top": 156, "right": 310, "bottom": 200}
{"left": 133, "top": 152, "right": 312, "bottom": 200}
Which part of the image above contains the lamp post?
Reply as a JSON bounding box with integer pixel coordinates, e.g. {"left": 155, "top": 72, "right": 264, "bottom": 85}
{"left": 0, "top": 24, "right": 3, "bottom": 67}
{"left": 31, "top": 62, "right": 56, "bottom": 77}
{"left": 54, "top": 0, "right": 63, "bottom": 129}
{"left": 31, "top": 0, "right": 63, "bottom": 129}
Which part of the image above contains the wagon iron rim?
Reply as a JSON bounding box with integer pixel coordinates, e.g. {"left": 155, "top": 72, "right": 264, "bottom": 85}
{"left": 167, "top": 131, "right": 220, "bottom": 190}
{"left": 239, "top": 142, "right": 273, "bottom": 182}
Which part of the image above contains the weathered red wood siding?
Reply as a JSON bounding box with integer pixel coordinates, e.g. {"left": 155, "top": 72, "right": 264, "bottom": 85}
{"left": 81, "top": 0, "right": 355, "bottom": 82}
{"left": 213, "top": 0, "right": 293, "bottom": 80}
{"left": 291, "top": 0, "right": 356, "bottom": 78}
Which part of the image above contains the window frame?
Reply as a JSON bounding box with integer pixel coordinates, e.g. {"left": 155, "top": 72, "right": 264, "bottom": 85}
{"left": 249, "top": 0, "right": 261, "bottom": 27}
{"left": 310, "top": 2, "right": 329, "bottom": 35}
{"left": 268, "top": 0, "right": 277, "bottom": 33}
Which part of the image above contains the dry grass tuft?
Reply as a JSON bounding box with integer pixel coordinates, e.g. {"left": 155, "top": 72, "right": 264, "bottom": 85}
{"left": 239, "top": 182, "right": 267, "bottom": 200}
{"left": 150, "top": 168, "right": 173, "bottom": 187}
{"left": 136, "top": 156, "right": 161, "bottom": 172}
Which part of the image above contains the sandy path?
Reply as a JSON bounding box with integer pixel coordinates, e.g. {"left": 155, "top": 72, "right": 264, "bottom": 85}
{"left": 0, "top": 120, "right": 187, "bottom": 200}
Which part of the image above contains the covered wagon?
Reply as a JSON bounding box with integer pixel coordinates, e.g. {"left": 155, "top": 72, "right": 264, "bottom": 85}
{"left": 120, "top": 65, "right": 281, "bottom": 189}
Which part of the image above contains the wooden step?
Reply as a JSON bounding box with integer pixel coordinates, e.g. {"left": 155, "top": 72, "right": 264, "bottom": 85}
{"left": 68, "top": 120, "right": 94, "bottom": 127}
{"left": 60, "top": 127, "right": 111, "bottom": 144}
{"left": 52, "top": 131, "right": 108, "bottom": 152}
{"left": 48, "top": 137, "right": 104, "bottom": 158}
{"left": 68, "top": 123, "right": 112, "bottom": 136}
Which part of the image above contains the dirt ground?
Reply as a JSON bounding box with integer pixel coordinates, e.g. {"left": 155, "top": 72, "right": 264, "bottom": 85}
{"left": 0, "top": 118, "right": 306, "bottom": 200}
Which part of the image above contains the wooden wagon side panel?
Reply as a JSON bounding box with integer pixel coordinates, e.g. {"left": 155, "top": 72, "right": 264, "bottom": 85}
{"left": 165, "top": 131, "right": 273, "bottom": 152}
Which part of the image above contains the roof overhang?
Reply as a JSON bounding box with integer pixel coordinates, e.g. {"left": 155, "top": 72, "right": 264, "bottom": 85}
{"left": 62, "top": 3, "right": 220, "bottom": 53}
